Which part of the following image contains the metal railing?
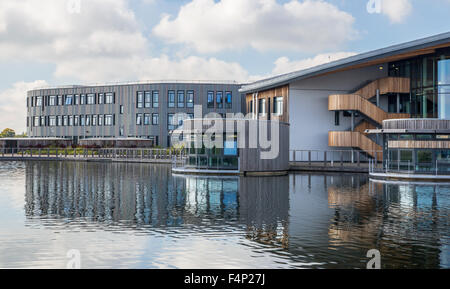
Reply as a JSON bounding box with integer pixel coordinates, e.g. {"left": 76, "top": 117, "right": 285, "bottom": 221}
{"left": 370, "top": 159, "right": 450, "bottom": 176}
{"left": 290, "top": 149, "right": 382, "bottom": 168}
{"left": 0, "top": 147, "right": 186, "bottom": 162}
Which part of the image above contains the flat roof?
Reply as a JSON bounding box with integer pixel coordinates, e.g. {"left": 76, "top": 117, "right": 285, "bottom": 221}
{"left": 240, "top": 32, "right": 450, "bottom": 93}
{"left": 0, "top": 137, "right": 70, "bottom": 141}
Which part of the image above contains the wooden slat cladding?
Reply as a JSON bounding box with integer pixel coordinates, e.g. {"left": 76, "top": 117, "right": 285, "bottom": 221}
{"left": 355, "top": 77, "right": 410, "bottom": 100}
{"left": 354, "top": 120, "right": 376, "bottom": 135}
{"left": 329, "top": 131, "right": 382, "bottom": 160}
{"left": 329, "top": 94, "right": 410, "bottom": 125}
{"left": 389, "top": 140, "right": 450, "bottom": 149}
{"left": 245, "top": 85, "right": 289, "bottom": 123}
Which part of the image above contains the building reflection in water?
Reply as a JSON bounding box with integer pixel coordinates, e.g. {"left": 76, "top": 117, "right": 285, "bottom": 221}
{"left": 24, "top": 162, "right": 448, "bottom": 268}
{"left": 25, "top": 162, "right": 290, "bottom": 249}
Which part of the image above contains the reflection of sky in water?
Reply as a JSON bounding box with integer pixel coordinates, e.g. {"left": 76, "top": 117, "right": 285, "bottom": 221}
{"left": 0, "top": 161, "right": 448, "bottom": 269}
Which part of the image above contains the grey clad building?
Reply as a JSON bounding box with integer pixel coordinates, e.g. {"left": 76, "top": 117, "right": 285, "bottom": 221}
{"left": 27, "top": 81, "right": 243, "bottom": 147}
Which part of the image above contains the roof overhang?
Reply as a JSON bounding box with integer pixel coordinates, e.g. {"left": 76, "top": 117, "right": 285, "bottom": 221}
{"left": 240, "top": 32, "right": 450, "bottom": 93}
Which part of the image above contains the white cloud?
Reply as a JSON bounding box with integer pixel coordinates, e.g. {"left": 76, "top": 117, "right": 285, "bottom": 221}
{"left": 0, "top": 80, "right": 48, "bottom": 134}
{"left": 271, "top": 52, "right": 357, "bottom": 75}
{"left": 54, "top": 55, "right": 250, "bottom": 83}
{"left": 0, "top": 0, "right": 147, "bottom": 62}
{"left": 381, "top": 0, "right": 412, "bottom": 23}
{"left": 153, "top": 0, "right": 357, "bottom": 53}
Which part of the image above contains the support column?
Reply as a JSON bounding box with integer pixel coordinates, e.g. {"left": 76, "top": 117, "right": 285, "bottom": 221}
{"left": 397, "top": 93, "right": 401, "bottom": 113}
{"left": 376, "top": 89, "right": 380, "bottom": 108}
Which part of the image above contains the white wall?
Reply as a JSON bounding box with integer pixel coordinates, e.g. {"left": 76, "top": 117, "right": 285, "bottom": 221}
{"left": 289, "top": 64, "right": 388, "bottom": 152}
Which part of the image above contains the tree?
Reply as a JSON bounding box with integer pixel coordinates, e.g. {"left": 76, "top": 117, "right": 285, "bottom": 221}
{"left": 0, "top": 128, "right": 16, "bottom": 138}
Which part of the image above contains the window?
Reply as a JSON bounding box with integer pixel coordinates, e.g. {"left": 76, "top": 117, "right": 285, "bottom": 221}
{"left": 74, "top": 95, "right": 79, "bottom": 105}
{"left": 85, "top": 115, "right": 91, "bottom": 126}
{"left": 98, "top": 93, "right": 104, "bottom": 104}
{"left": 168, "top": 113, "right": 175, "bottom": 130}
{"left": 80, "top": 115, "right": 85, "bottom": 126}
{"left": 144, "top": 114, "right": 151, "bottom": 125}
{"left": 258, "top": 98, "right": 266, "bottom": 115}
{"left": 49, "top": 116, "right": 56, "bottom": 127}
{"left": 98, "top": 115, "right": 103, "bottom": 126}
{"left": 119, "top": 127, "right": 124, "bottom": 136}
{"left": 400, "top": 150, "right": 413, "bottom": 162}
{"left": 63, "top": 115, "right": 68, "bottom": 126}
{"left": 40, "top": 116, "right": 45, "bottom": 127}
{"left": 65, "top": 95, "right": 73, "bottom": 105}
{"left": 33, "top": 117, "right": 40, "bottom": 127}
{"left": 105, "top": 93, "right": 114, "bottom": 104}
{"left": 120, "top": 105, "right": 124, "bottom": 114}
{"left": 74, "top": 116, "right": 79, "bottom": 126}
{"left": 225, "top": 92, "right": 232, "bottom": 109}
{"left": 92, "top": 115, "right": 97, "bottom": 126}
{"left": 178, "top": 91, "right": 185, "bottom": 108}
{"left": 80, "top": 94, "right": 86, "bottom": 105}
{"left": 137, "top": 92, "right": 144, "bottom": 108}
{"left": 57, "top": 95, "right": 63, "bottom": 106}
{"left": 145, "top": 92, "right": 151, "bottom": 108}
{"left": 249, "top": 100, "right": 253, "bottom": 113}
{"left": 187, "top": 113, "right": 194, "bottom": 119}
{"left": 69, "top": 116, "right": 74, "bottom": 126}
{"left": 207, "top": 91, "right": 214, "bottom": 108}
{"left": 216, "top": 92, "right": 223, "bottom": 109}
{"left": 187, "top": 91, "right": 194, "bottom": 108}
{"left": 136, "top": 113, "right": 143, "bottom": 125}
{"left": 153, "top": 91, "right": 159, "bottom": 108}
{"left": 105, "top": 114, "right": 114, "bottom": 126}
{"left": 273, "top": 97, "right": 283, "bottom": 115}
{"left": 152, "top": 113, "right": 159, "bottom": 125}
{"left": 417, "top": 151, "right": 432, "bottom": 163}
{"left": 87, "top": 94, "right": 95, "bottom": 105}
{"left": 49, "top": 96, "right": 57, "bottom": 106}
{"left": 36, "top": 96, "right": 43, "bottom": 106}
{"left": 57, "top": 115, "right": 62, "bottom": 126}
{"left": 168, "top": 91, "right": 175, "bottom": 108}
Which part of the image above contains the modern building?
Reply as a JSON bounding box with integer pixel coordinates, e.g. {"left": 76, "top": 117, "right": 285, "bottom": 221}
{"left": 240, "top": 32, "right": 450, "bottom": 173}
{"left": 27, "top": 81, "right": 243, "bottom": 147}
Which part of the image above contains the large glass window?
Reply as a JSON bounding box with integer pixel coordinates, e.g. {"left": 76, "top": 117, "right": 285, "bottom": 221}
{"left": 105, "top": 93, "right": 114, "bottom": 104}
{"left": 49, "top": 96, "right": 57, "bottom": 106}
{"left": 207, "top": 91, "right": 214, "bottom": 108}
{"left": 187, "top": 91, "right": 194, "bottom": 108}
{"left": 168, "top": 113, "right": 175, "bottom": 130}
{"left": 145, "top": 92, "right": 152, "bottom": 108}
{"left": 153, "top": 91, "right": 159, "bottom": 108}
{"left": 105, "top": 115, "right": 114, "bottom": 126}
{"left": 152, "top": 113, "right": 159, "bottom": 125}
{"left": 65, "top": 95, "right": 73, "bottom": 105}
{"left": 273, "top": 97, "right": 283, "bottom": 115}
{"left": 98, "top": 93, "right": 104, "bottom": 104}
{"left": 144, "top": 114, "right": 150, "bottom": 125}
{"left": 137, "top": 92, "right": 144, "bottom": 108}
{"left": 136, "top": 113, "right": 143, "bottom": 125}
{"left": 80, "top": 94, "right": 86, "bottom": 105}
{"left": 36, "top": 96, "right": 43, "bottom": 106}
{"left": 438, "top": 58, "right": 450, "bottom": 119}
{"left": 258, "top": 98, "right": 266, "bottom": 115}
{"left": 216, "top": 92, "right": 223, "bottom": 109}
{"left": 225, "top": 92, "right": 232, "bottom": 109}
{"left": 178, "top": 91, "right": 185, "bottom": 108}
{"left": 168, "top": 91, "right": 175, "bottom": 108}
{"left": 87, "top": 94, "right": 96, "bottom": 105}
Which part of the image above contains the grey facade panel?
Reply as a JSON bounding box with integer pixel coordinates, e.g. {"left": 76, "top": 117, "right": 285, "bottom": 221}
{"left": 27, "top": 82, "right": 243, "bottom": 147}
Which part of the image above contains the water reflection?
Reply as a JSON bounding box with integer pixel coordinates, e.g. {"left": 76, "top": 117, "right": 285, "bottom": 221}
{"left": 16, "top": 162, "right": 450, "bottom": 268}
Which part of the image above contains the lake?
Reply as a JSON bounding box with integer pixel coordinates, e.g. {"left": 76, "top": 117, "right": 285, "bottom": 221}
{"left": 0, "top": 161, "right": 448, "bottom": 269}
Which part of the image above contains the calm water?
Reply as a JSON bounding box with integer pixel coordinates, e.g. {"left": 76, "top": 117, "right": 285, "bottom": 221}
{"left": 0, "top": 161, "right": 448, "bottom": 269}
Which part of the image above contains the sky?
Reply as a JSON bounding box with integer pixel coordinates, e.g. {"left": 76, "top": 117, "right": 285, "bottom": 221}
{"left": 0, "top": 0, "right": 449, "bottom": 134}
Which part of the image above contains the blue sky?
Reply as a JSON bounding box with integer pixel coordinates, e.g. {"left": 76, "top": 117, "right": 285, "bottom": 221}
{"left": 0, "top": 0, "right": 449, "bottom": 133}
